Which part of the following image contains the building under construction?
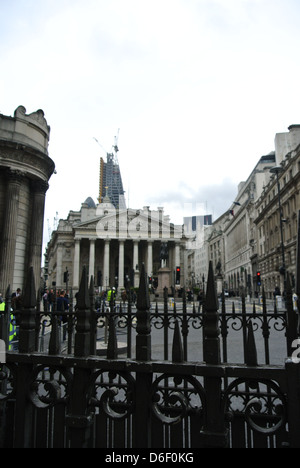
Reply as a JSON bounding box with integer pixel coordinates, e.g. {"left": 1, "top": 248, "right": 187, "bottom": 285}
{"left": 98, "top": 134, "right": 126, "bottom": 210}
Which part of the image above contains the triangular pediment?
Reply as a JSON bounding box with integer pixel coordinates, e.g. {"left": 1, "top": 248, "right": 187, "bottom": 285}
{"left": 74, "top": 209, "right": 183, "bottom": 240}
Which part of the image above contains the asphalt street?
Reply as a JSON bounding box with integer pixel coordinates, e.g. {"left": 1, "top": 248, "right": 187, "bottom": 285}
{"left": 102, "top": 297, "right": 288, "bottom": 366}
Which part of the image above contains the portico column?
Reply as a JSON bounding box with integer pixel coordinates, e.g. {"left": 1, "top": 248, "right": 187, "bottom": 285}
{"left": 73, "top": 238, "right": 81, "bottom": 290}
{"left": 0, "top": 170, "right": 23, "bottom": 292}
{"left": 29, "top": 180, "right": 49, "bottom": 292}
{"left": 133, "top": 240, "right": 139, "bottom": 288}
{"left": 104, "top": 239, "right": 110, "bottom": 289}
{"left": 118, "top": 240, "right": 125, "bottom": 289}
{"left": 147, "top": 241, "right": 153, "bottom": 278}
{"left": 56, "top": 242, "right": 63, "bottom": 288}
{"left": 89, "top": 239, "right": 96, "bottom": 282}
{"left": 175, "top": 242, "right": 181, "bottom": 268}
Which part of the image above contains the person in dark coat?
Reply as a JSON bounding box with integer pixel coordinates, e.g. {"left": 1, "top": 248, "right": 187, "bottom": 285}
{"left": 56, "top": 290, "right": 69, "bottom": 340}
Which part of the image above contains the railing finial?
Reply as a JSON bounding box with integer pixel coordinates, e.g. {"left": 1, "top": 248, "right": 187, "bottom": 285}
{"left": 205, "top": 261, "right": 219, "bottom": 313}
{"left": 77, "top": 266, "right": 90, "bottom": 310}
{"left": 136, "top": 264, "right": 151, "bottom": 361}
{"left": 23, "top": 266, "right": 36, "bottom": 309}
{"left": 136, "top": 263, "right": 150, "bottom": 311}
{"left": 245, "top": 321, "right": 258, "bottom": 366}
{"left": 203, "top": 261, "right": 221, "bottom": 365}
{"left": 172, "top": 320, "right": 184, "bottom": 363}
{"left": 74, "top": 267, "right": 91, "bottom": 357}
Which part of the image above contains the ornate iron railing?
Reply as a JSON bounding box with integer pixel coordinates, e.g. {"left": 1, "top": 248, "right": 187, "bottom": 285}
{"left": 0, "top": 258, "right": 300, "bottom": 448}
{"left": 16, "top": 278, "right": 291, "bottom": 365}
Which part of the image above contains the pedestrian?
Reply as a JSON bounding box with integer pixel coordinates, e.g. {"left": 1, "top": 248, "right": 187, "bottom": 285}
{"left": 11, "top": 288, "right": 21, "bottom": 299}
{"left": 56, "top": 290, "right": 69, "bottom": 341}
{"left": 107, "top": 287, "right": 116, "bottom": 304}
{"left": 273, "top": 286, "right": 281, "bottom": 304}
{"left": 47, "top": 289, "right": 55, "bottom": 312}
{"left": 0, "top": 300, "right": 17, "bottom": 350}
{"left": 11, "top": 288, "right": 22, "bottom": 310}
{"left": 121, "top": 290, "right": 127, "bottom": 302}
{"left": 43, "top": 290, "right": 49, "bottom": 312}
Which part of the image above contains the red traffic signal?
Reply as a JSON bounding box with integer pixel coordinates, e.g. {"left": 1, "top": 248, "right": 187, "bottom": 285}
{"left": 256, "top": 271, "right": 261, "bottom": 285}
{"left": 176, "top": 266, "right": 181, "bottom": 284}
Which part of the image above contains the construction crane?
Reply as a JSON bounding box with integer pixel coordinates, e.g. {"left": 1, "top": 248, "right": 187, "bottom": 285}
{"left": 47, "top": 219, "right": 52, "bottom": 239}
{"left": 113, "top": 129, "right": 120, "bottom": 165}
{"left": 93, "top": 130, "right": 120, "bottom": 163}
{"left": 93, "top": 137, "right": 108, "bottom": 155}
{"left": 47, "top": 212, "right": 59, "bottom": 241}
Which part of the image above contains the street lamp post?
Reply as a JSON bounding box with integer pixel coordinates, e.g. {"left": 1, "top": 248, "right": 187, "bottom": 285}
{"left": 270, "top": 166, "right": 287, "bottom": 298}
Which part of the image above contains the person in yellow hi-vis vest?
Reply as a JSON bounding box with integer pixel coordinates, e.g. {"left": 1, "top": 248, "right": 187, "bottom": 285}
{"left": 0, "top": 300, "right": 16, "bottom": 350}
{"left": 107, "top": 287, "right": 116, "bottom": 305}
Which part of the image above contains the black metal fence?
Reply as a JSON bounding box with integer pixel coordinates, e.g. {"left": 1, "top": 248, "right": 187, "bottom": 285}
{"left": 0, "top": 261, "right": 300, "bottom": 448}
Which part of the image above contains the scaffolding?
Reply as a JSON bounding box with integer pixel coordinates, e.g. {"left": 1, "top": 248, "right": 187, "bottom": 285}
{"left": 97, "top": 134, "right": 126, "bottom": 209}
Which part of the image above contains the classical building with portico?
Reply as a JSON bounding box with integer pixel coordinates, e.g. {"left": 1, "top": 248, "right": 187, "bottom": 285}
{"left": 46, "top": 194, "right": 186, "bottom": 294}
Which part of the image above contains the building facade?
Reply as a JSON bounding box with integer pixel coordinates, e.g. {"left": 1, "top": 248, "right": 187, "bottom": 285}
{"left": 203, "top": 124, "right": 300, "bottom": 300}
{"left": 255, "top": 128, "right": 300, "bottom": 298}
{"left": 223, "top": 153, "right": 276, "bottom": 296}
{"left": 206, "top": 212, "right": 227, "bottom": 288}
{"left": 0, "top": 106, "right": 55, "bottom": 294}
{"left": 184, "top": 215, "right": 212, "bottom": 291}
{"left": 46, "top": 198, "right": 186, "bottom": 294}
{"left": 205, "top": 153, "right": 276, "bottom": 296}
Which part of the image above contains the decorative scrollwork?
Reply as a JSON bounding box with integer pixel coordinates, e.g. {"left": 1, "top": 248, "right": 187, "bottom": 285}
{"left": 150, "top": 315, "right": 166, "bottom": 330}
{"left": 151, "top": 374, "right": 205, "bottom": 426}
{"left": 87, "top": 370, "right": 135, "bottom": 420}
{"left": 28, "top": 365, "right": 73, "bottom": 409}
{"left": 228, "top": 317, "right": 244, "bottom": 332}
{"left": 97, "top": 312, "right": 137, "bottom": 331}
{"left": 223, "top": 378, "right": 286, "bottom": 435}
{"left": 0, "top": 364, "right": 17, "bottom": 401}
{"left": 190, "top": 316, "right": 203, "bottom": 330}
{"left": 221, "top": 313, "right": 286, "bottom": 335}
{"left": 269, "top": 315, "right": 286, "bottom": 333}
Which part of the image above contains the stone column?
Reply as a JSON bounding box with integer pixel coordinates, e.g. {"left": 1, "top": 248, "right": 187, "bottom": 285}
{"left": 0, "top": 170, "right": 23, "bottom": 292}
{"left": 118, "top": 240, "right": 125, "bottom": 289}
{"left": 147, "top": 241, "right": 153, "bottom": 278}
{"left": 56, "top": 242, "right": 64, "bottom": 288}
{"left": 73, "top": 238, "right": 81, "bottom": 290}
{"left": 175, "top": 242, "right": 181, "bottom": 269}
{"left": 89, "top": 239, "right": 96, "bottom": 283}
{"left": 27, "top": 180, "right": 49, "bottom": 292}
{"left": 133, "top": 240, "right": 140, "bottom": 288}
{"left": 103, "top": 239, "right": 110, "bottom": 289}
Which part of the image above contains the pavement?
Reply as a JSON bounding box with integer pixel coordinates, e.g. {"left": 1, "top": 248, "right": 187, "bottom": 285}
{"left": 97, "top": 298, "right": 289, "bottom": 365}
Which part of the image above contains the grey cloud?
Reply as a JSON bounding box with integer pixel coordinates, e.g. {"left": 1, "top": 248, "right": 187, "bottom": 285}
{"left": 148, "top": 178, "right": 238, "bottom": 222}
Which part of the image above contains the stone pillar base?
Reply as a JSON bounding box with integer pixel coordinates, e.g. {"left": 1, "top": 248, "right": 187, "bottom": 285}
{"left": 157, "top": 268, "right": 171, "bottom": 297}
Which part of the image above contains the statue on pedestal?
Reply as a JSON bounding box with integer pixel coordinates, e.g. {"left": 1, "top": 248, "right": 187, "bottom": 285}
{"left": 158, "top": 243, "right": 171, "bottom": 297}
{"left": 160, "top": 242, "right": 169, "bottom": 268}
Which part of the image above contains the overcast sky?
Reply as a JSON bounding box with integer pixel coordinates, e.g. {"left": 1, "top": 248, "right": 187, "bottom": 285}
{"left": 1, "top": 0, "right": 300, "bottom": 246}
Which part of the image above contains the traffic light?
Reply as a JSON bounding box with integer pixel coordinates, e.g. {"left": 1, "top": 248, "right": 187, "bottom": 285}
{"left": 256, "top": 271, "right": 261, "bottom": 286}
{"left": 63, "top": 270, "right": 69, "bottom": 284}
{"left": 149, "top": 276, "right": 152, "bottom": 285}
{"left": 176, "top": 266, "right": 181, "bottom": 285}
